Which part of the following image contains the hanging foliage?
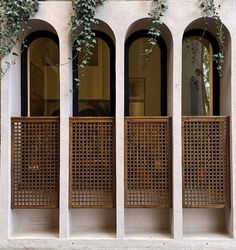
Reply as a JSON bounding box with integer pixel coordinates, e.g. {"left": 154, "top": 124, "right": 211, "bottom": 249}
{"left": 0, "top": 0, "right": 39, "bottom": 78}
{"left": 71, "top": 0, "right": 107, "bottom": 84}
{"left": 143, "top": 0, "right": 168, "bottom": 60}
{"left": 199, "top": 0, "right": 225, "bottom": 76}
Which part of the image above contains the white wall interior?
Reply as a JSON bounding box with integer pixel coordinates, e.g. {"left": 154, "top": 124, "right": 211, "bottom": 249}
{"left": 181, "top": 17, "right": 232, "bottom": 239}
{"left": 11, "top": 209, "right": 59, "bottom": 238}
{"left": 125, "top": 208, "right": 171, "bottom": 238}
{"left": 70, "top": 209, "right": 116, "bottom": 238}
{"left": 183, "top": 208, "right": 230, "bottom": 238}
{"left": 1, "top": 0, "right": 236, "bottom": 249}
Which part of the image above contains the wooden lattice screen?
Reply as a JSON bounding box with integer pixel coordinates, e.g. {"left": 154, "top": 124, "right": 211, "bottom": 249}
{"left": 70, "top": 118, "right": 115, "bottom": 208}
{"left": 11, "top": 118, "right": 60, "bottom": 208}
{"left": 182, "top": 117, "right": 230, "bottom": 208}
{"left": 125, "top": 117, "right": 172, "bottom": 208}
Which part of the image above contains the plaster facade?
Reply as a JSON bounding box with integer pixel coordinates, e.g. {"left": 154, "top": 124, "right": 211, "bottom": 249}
{"left": 1, "top": 0, "right": 236, "bottom": 249}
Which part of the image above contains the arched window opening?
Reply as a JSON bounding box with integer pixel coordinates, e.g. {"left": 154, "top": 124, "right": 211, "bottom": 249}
{"left": 73, "top": 31, "right": 115, "bottom": 117}
{"left": 21, "top": 31, "right": 60, "bottom": 116}
{"left": 182, "top": 28, "right": 230, "bottom": 212}
{"left": 124, "top": 29, "right": 172, "bottom": 212}
{"left": 70, "top": 30, "right": 116, "bottom": 211}
{"left": 13, "top": 30, "right": 60, "bottom": 210}
{"left": 125, "top": 30, "right": 167, "bottom": 116}
{"left": 182, "top": 29, "right": 220, "bottom": 116}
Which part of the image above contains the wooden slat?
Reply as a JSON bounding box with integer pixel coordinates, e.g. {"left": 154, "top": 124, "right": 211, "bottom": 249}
{"left": 182, "top": 116, "right": 230, "bottom": 208}
{"left": 69, "top": 117, "right": 115, "bottom": 208}
{"left": 125, "top": 117, "right": 172, "bottom": 208}
{"left": 11, "top": 117, "right": 60, "bottom": 209}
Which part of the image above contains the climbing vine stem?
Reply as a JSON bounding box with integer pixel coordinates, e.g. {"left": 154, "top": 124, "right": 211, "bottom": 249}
{"left": 0, "top": 0, "right": 39, "bottom": 79}
{"left": 199, "top": 0, "right": 225, "bottom": 76}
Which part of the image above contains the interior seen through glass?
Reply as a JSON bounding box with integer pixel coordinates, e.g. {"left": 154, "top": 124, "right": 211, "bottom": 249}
{"left": 28, "top": 37, "right": 60, "bottom": 116}
{"left": 182, "top": 36, "right": 213, "bottom": 116}
{"left": 128, "top": 37, "right": 161, "bottom": 116}
{"left": 78, "top": 37, "right": 111, "bottom": 116}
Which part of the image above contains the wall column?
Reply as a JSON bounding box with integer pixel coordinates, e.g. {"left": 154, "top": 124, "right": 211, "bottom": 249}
{"left": 58, "top": 34, "right": 72, "bottom": 239}
{"left": 172, "top": 36, "right": 183, "bottom": 239}
{"left": 115, "top": 35, "right": 125, "bottom": 238}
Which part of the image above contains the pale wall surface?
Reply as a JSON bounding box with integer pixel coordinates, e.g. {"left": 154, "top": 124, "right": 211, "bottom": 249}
{"left": 1, "top": 0, "right": 236, "bottom": 249}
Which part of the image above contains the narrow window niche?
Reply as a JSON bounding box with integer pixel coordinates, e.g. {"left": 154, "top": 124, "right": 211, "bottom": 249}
{"left": 124, "top": 28, "right": 172, "bottom": 238}
{"left": 11, "top": 29, "right": 60, "bottom": 238}
{"left": 69, "top": 29, "right": 116, "bottom": 238}
{"left": 182, "top": 21, "right": 231, "bottom": 238}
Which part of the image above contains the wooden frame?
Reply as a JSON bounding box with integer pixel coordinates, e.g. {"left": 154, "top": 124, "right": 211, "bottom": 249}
{"left": 69, "top": 117, "right": 116, "bottom": 208}
{"left": 182, "top": 116, "right": 230, "bottom": 208}
{"left": 11, "top": 117, "right": 60, "bottom": 209}
{"left": 124, "top": 117, "right": 172, "bottom": 208}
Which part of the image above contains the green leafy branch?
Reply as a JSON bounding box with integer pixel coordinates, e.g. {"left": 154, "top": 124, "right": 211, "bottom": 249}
{"left": 0, "top": 0, "right": 39, "bottom": 79}
{"left": 143, "top": 0, "right": 168, "bottom": 61}
{"left": 199, "top": 0, "right": 225, "bottom": 76}
{"left": 71, "top": 0, "right": 107, "bottom": 85}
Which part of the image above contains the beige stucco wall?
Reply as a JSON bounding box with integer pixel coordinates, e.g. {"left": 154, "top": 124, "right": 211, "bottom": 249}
{"left": 1, "top": 1, "right": 236, "bottom": 249}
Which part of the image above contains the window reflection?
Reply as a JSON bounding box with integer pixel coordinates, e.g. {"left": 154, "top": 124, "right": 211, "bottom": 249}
{"left": 128, "top": 37, "right": 161, "bottom": 116}
{"left": 28, "top": 37, "right": 59, "bottom": 116}
{"left": 182, "top": 36, "right": 213, "bottom": 116}
{"left": 78, "top": 37, "right": 111, "bottom": 116}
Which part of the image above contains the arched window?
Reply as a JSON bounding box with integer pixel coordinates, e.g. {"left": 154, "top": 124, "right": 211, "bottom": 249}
{"left": 182, "top": 29, "right": 220, "bottom": 116}
{"left": 73, "top": 31, "right": 115, "bottom": 117}
{"left": 125, "top": 30, "right": 167, "bottom": 116}
{"left": 21, "top": 31, "right": 60, "bottom": 116}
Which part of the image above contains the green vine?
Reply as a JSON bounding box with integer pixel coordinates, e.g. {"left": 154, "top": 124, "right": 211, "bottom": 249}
{"left": 71, "top": 0, "right": 107, "bottom": 84}
{"left": 143, "top": 0, "right": 168, "bottom": 60}
{"left": 0, "top": 0, "right": 39, "bottom": 78}
{"left": 199, "top": 0, "right": 225, "bottom": 76}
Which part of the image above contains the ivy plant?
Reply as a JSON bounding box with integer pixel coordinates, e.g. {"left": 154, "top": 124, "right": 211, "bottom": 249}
{"left": 71, "top": 0, "right": 107, "bottom": 84}
{"left": 199, "top": 0, "right": 225, "bottom": 76}
{"left": 143, "top": 0, "right": 168, "bottom": 60}
{"left": 0, "top": 0, "right": 39, "bottom": 79}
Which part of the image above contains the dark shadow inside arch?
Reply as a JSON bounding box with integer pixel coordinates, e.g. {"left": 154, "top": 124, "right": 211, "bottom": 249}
{"left": 21, "top": 30, "right": 60, "bottom": 116}
{"left": 72, "top": 30, "right": 116, "bottom": 117}
{"left": 125, "top": 30, "right": 167, "bottom": 116}
{"left": 183, "top": 29, "right": 220, "bottom": 116}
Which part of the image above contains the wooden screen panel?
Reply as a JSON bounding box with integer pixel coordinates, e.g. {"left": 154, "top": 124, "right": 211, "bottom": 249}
{"left": 11, "top": 117, "right": 60, "bottom": 208}
{"left": 125, "top": 117, "right": 172, "bottom": 208}
{"left": 70, "top": 118, "right": 115, "bottom": 208}
{"left": 182, "top": 117, "right": 230, "bottom": 208}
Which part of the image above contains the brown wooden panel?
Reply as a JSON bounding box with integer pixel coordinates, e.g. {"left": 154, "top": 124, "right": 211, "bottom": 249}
{"left": 11, "top": 117, "right": 60, "bottom": 208}
{"left": 69, "top": 118, "right": 115, "bottom": 208}
{"left": 182, "top": 116, "right": 230, "bottom": 208}
{"left": 125, "top": 117, "right": 172, "bottom": 208}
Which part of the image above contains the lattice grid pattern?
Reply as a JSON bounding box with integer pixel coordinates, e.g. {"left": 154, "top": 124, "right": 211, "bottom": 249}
{"left": 183, "top": 117, "right": 230, "bottom": 208}
{"left": 70, "top": 118, "right": 115, "bottom": 208}
{"left": 125, "top": 117, "right": 172, "bottom": 208}
{"left": 11, "top": 118, "right": 60, "bottom": 208}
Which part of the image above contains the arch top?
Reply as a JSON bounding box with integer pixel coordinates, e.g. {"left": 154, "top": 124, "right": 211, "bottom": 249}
{"left": 125, "top": 18, "right": 173, "bottom": 46}
{"left": 23, "top": 30, "right": 59, "bottom": 49}
{"left": 93, "top": 19, "right": 116, "bottom": 44}
{"left": 24, "top": 19, "right": 59, "bottom": 40}
{"left": 183, "top": 17, "right": 231, "bottom": 44}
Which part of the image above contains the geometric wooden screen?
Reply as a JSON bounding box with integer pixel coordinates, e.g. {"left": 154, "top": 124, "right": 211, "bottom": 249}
{"left": 69, "top": 118, "right": 115, "bottom": 208}
{"left": 11, "top": 118, "right": 60, "bottom": 209}
{"left": 125, "top": 117, "right": 172, "bottom": 208}
{"left": 182, "top": 116, "right": 230, "bottom": 208}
